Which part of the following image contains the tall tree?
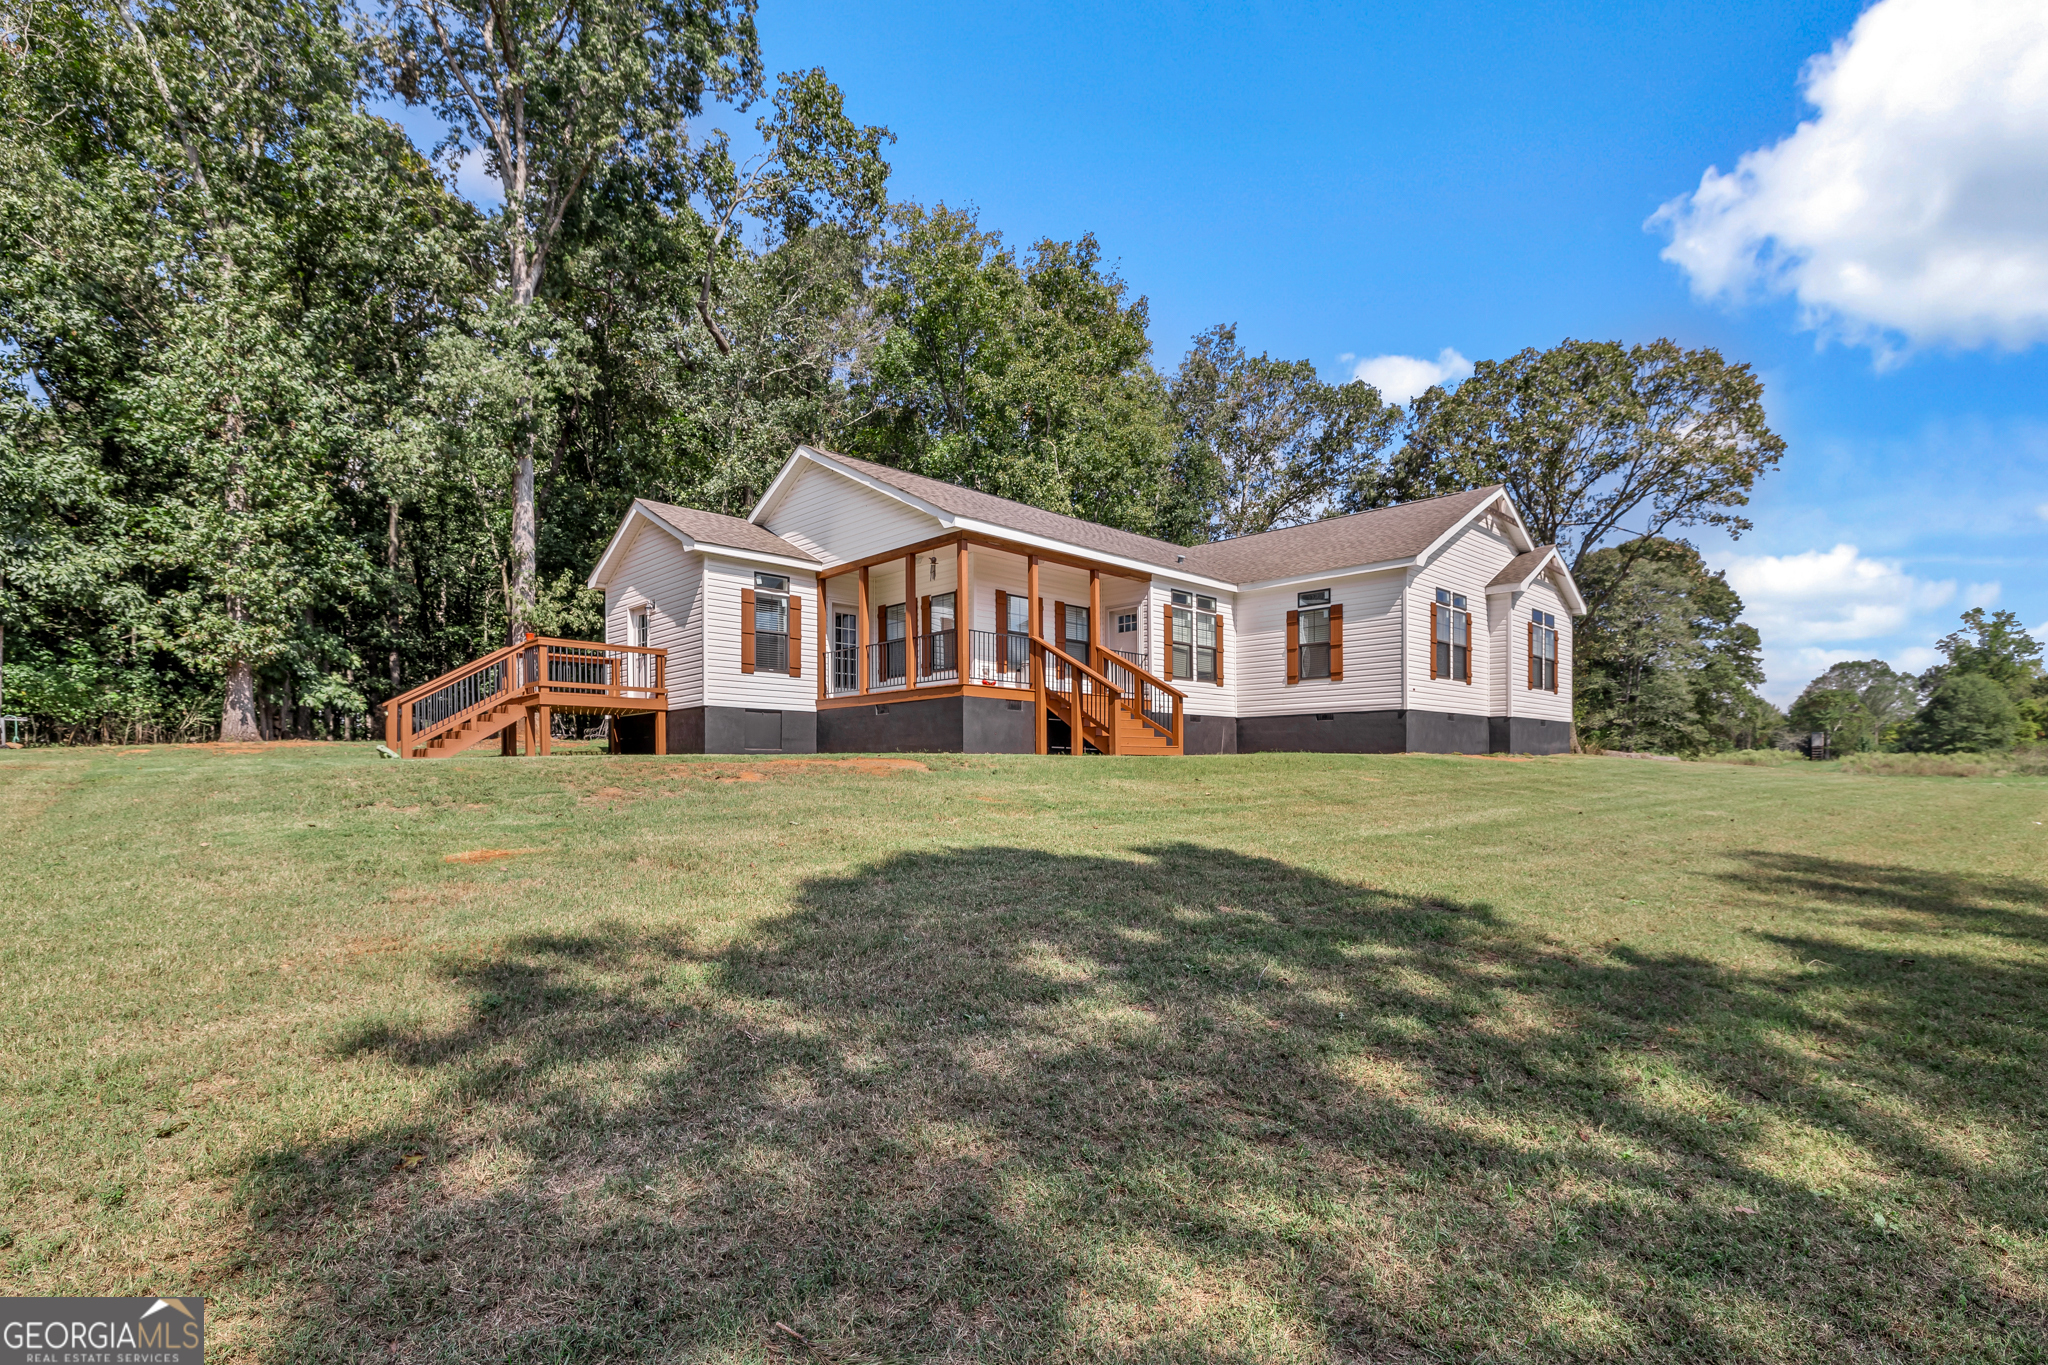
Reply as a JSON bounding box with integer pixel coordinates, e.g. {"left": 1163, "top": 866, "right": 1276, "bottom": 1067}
{"left": 1169, "top": 324, "right": 1400, "bottom": 541}
{"left": 381, "top": 0, "right": 763, "bottom": 641}
{"left": 1353, "top": 339, "right": 1784, "bottom": 628}
{"left": 1786, "top": 659, "right": 1919, "bottom": 752}
{"left": 1572, "top": 537, "right": 1774, "bottom": 754}
{"left": 843, "top": 203, "right": 1180, "bottom": 536}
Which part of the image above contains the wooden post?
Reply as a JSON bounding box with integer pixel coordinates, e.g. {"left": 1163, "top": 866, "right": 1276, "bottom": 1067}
{"left": 653, "top": 707, "right": 668, "bottom": 756}
{"left": 903, "top": 551, "right": 917, "bottom": 691}
{"left": 857, "top": 566, "right": 871, "bottom": 695}
{"left": 956, "top": 539, "right": 971, "bottom": 681}
{"left": 1027, "top": 556, "right": 1040, "bottom": 643}
{"left": 536, "top": 704, "right": 551, "bottom": 756}
{"left": 1089, "top": 569, "right": 1102, "bottom": 671}
{"left": 816, "top": 573, "right": 828, "bottom": 703}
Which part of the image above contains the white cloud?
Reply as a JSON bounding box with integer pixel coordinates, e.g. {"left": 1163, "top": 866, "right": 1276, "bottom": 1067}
{"left": 1717, "top": 543, "right": 1961, "bottom": 700}
{"left": 1895, "top": 645, "right": 1943, "bottom": 672}
{"left": 1349, "top": 348, "right": 1473, "bottom": 402}
{"left": 2036, "top": 501, "right": 2048, "bottom": 521}
{"left": 1649, "top": 0, "right": 2048, "bottom": 357}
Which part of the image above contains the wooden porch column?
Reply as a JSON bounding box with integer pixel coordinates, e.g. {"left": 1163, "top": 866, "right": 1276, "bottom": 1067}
{"left": 536, "top": 704, "right": 552, "bottom": 756}
{"left": 1029, "top": 555, "right": 1046, "bottom": 754}
{"left": 857, "top": 566, "right": 871, "bottom": 695}
{"left": 1027, "top": 555, "right": 1040, "bottom": 642}
{"left": 956, "top": 539, "right": 971, "bottom": 677}
{"left": 903, "top": 551, "right": 918, "bottom": 692}
{"left": 653, "top": 706, "right": 668, "bottom": 755}
{"left": 1089, "top": 568, "right": 1102, "bottom": 669}
{"left": 816, "top": 573, "right": 828, "bottom": 704}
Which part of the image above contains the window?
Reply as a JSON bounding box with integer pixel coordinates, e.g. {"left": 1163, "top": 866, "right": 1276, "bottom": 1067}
{"left": 1172, "top": 601, "right": 1219, "bottom": 682}
{"left": 754, "top": 587, "right": 789, "bottom": 674}
{"left": 1117, "top": 612, "right": 1137, "bottom": 635}
{"left": 878, "top": 601, "right": 906, "bottom": 683}
{"left": 1062, "top": 604, "right": 1090, "bottom": 659}
{"left": 1529, "top": 608, "right": 1558, "bottom": 692}
{"left": 631, "top": 608, "right": 649, "bottom": 648}
{"left": 1299, "top": 604, "right": 1331, "bottom": 680}
{"left": 926, "top": 591, "right": 957, "bottom": 673}
{"left": 832, "top": 611, "right": 858, "bottom": 691}
{"left": 1297, "top": 588, "right": 1330, "bottom": 608}
{"left": 1432, "top": 587, "right": 1470, "bottom": 682}
{"left": 754, "top": 572, "right": 789, "bottom": 592}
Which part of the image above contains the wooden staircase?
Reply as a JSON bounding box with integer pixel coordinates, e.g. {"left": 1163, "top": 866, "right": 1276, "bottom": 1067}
{"left": 385, "top": 636, "right": 668, "bottom": 758}
{"left": 1036, "top": 638, "right": 1184, "bottom": 756}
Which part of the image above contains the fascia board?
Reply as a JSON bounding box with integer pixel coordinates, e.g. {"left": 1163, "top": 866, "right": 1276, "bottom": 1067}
{"left": 695, "top": 542, "right": 823, "bottom": 573}
{"left": 949, "top": 518, "right": 1239, "bottom": 591}
{"left": 1233, "top": 558, "right": 1416, "bottom": 593}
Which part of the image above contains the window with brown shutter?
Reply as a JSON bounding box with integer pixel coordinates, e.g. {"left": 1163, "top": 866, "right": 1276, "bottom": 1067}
{"left": 1428, "top": 599, "right": 1438, "bottom": 680}
{"left": 1163, "top": 602, "right": 1175, "bottom": 678}
{"left": 1528, "top": 620, "right": 1536, "bottom": 690}
{"left": 1330, "top": 603, "right": 1344, "bottom": 680}
{"left": 1286, "top": 609, "right": 1300, "bottom": 685}
{"left": 741, "top": 587, "right": 756, "bottom": 673}
{"left": 789, "top": 596, "right": 802, "bottom": 678}
{"left": 1430, "top": 589, "right": 1470, "bottom": 682}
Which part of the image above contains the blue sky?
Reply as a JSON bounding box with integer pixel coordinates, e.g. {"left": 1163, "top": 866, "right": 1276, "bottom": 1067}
{"left": 404, "top": 0, "right": 2048, "bottom": 703}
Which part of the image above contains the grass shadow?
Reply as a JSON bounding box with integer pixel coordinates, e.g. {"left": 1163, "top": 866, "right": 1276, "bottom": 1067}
{"left": 242, "top": 844, "right": 2047, "bottom": 1362}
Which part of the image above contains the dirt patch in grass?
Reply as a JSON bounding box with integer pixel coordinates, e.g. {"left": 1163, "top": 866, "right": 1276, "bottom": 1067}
{"left": 441, "top": 848, "right": 541, "bottom": 864}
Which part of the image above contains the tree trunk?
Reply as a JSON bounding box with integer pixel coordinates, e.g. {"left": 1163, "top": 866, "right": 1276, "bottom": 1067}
{"left": 221, "top": 659, "right": 260, "bottom": 741}
{"left": 387, "top": 500, "right": 403, "bottom": 695}
{"left": 509, "top": 445, "right": 536, "bottom": 644}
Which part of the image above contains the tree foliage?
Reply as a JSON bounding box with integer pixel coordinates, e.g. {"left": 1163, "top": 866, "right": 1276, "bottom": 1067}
{"left": 842, "top": 204, "right": 1180, "bottom": 537}
{"left": 1354, "top": 339, "right": 1784, "bottom": 630}
{"left": 1572, "top": 538, "right": 1776, "bottom": 754}
{"left": 1785, "top": 659, "right": 1918, "bottom": 753}
{"left": 1168, "top": 324, "right": 1400, "bottom": 541}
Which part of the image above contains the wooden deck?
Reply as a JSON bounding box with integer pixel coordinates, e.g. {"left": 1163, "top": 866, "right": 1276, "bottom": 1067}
{"left": 384, "top": 636, "right": 668, "bottom": 758}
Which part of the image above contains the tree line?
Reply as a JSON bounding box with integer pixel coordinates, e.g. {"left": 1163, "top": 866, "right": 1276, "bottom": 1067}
{"left": 1, "top": 0, "right": 1785, "bottom": 745}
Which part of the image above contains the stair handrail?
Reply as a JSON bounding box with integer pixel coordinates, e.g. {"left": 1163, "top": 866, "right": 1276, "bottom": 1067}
{"left": 1032, "top": 636, "right": 1124, "bottom": 754}
{"left": 387, "top": 640, "right": 520, "bottom": 708}
{"left": 1093, "top": 645, "right": 1184, "bottom": 751}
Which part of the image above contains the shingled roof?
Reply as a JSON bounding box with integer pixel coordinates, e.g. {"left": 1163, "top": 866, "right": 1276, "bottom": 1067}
{"left": 1178, "top": 487, "right": 1508, "bottom": 583}
{"left": 791, "top": 449, "right": 1512, "bottom": 583}
{"left": 1489, "top": 546, "right": 1560, "bottom": 589}
{"left": 639, "top": 499, "right": 818, "bottom": 562}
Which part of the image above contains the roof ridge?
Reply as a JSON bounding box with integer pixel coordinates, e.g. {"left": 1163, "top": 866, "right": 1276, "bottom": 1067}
{"left": 1190, "top": 485, "right": 1501, "bottom": 553}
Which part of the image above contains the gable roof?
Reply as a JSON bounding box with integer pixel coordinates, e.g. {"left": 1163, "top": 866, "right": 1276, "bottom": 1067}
{"left": 637, "top": 499, "right": 818, "bottom": 562}
{"left": 586, "top": 498, "right": 816, "bottom": 589}
{"left": 762, "top": 446, "right": 1209, "bottom": 576}
{"left": 1486, "top": 544, "right": 1588, "bottom": 615}
{"left": 1176, "top": 487, "right": 1512, "bottom": 585}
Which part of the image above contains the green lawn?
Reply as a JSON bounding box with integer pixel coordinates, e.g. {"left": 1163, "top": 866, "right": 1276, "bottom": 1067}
{"left": 2, "top": 744, "right": 2044, "bottom": 1363}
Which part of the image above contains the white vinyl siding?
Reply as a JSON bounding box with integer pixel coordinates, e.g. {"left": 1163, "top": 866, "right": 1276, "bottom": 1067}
{"left": 1509, "top": 576, "right": 1575, "bottom": 722}
{"left": 758, "top": 461, "right": 943, "bottom": 566}
{"left": 1404, "top": 522, "right": 1520, "bottom": 714}
{"left": 702, "top": 555, "right": 817, "bottom": 711}
{"left": 604, "top": 521, "right": 703, "bottom": 707}
{"left": 1235, "top": 570, "right": 1404, "bottom": 716}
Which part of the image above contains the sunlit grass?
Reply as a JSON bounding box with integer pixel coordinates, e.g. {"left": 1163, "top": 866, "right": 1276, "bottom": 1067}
{"left": 1, "top": 744, "right": 2044, "bottom": 1362}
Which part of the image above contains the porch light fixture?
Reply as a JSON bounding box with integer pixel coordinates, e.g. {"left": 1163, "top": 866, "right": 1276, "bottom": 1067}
{"left": 929, "top": 555, "right": 938, "bottom": 580}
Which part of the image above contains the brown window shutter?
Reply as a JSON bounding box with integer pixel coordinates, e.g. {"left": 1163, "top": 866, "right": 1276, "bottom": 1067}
{"left": 1285, "top": 609, "right": 1300, "bottom": 685}
{"left": 1527, "top": 620, "right": 1536, "bottom": 690}
{"left": 741, "top": 587, "right": 756, "bottom": 674}
{"left": 1215, "top": 618, "right": 1224, "bottom": 685}
{"left": 1465, "top": 611, "right": 1473, "bottom": 685}
{"left": 1330, "top": 603, "right": 1344, "bottom": 681}
{"left": 1553, "top": 627, "right": 1561, "bottom": 693}
{"left": 1429, "top": 601, "right": 1439, "bottom": 680}
{"left": 1163, "top": 603, "right": 1174, "bottom": 678}
{"left": 789, "top": 595, "right": 802, "bottom": 678}
{"left": 996, "top": 589, "right": 1008, "bottom": 634}
{"left": 1055, "top": 601, "right": 1067, "bottom": 651}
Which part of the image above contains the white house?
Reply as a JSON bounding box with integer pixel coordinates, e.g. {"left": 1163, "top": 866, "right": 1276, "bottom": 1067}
{"left": 584, "top": 445, "right": 1585, "bottom": 757}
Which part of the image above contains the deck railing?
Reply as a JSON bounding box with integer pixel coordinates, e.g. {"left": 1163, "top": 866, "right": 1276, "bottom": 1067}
{"left": 386, "top": 636, "right": 666, "bottom": 756}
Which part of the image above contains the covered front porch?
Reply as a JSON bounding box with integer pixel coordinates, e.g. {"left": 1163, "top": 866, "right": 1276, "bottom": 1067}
{"left": 812, "top": 531, "right": 1184, "bottom": 755}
